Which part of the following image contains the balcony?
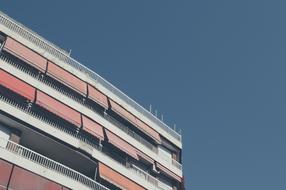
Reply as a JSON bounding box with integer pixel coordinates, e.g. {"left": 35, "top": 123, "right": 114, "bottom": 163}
{"left": 0, "top": 11, "right": 182, "bottom": 143}
{"left": 0, "top": 52, "right": 183, "bottom": 172}
{"left": 0, "top": 137, "right": 109, "bottom": 190}
{"left": 0, "top": 92, "right": 178, "bottom": 190}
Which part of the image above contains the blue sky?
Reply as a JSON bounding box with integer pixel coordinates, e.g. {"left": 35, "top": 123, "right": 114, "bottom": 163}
{"left": 2, "top": 0, "right": 286, "bottom": 189}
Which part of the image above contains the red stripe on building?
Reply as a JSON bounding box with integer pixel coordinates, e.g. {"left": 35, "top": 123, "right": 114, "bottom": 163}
{"left": 47, "top": 61, "right": 87, "bottom": 95}
{"left": 105, "top": 129, "right": 138, "bottom": 160}
{"left": 4, "top": 37, "right": 47, "bottom": 72}
{"left": 82, "top": 115, "right": 104, "bottom": 140}
{"left": 0, "top": 70, "right": 36, "bottom": 101}
{"left": 36, "top": 91, "right": 81, "bottom": 127}
{"left": 87, "top": 84, "right": 109, "bottom": 109}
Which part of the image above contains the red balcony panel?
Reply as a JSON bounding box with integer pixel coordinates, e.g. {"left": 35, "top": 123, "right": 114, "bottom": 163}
{"left": 9, "top": 166, "right": 62, "bottom": 190}
{"left": 135, "top": 118, "right": 161, "bottom": 144}
{"left": 99, "top": 163, "right": 145, "bottom": 190}
{"left": 109, "top": 100, "right": 137, "bottom": 125}
{"left": 87, "top": 85, "right": 108, "bottom": 109}
{"left": 156, "top": 163, "right": 181, "bottom": 182}
{"left": 47, "top": 61, "right": 87, "bottom": 95}
{"left": 36, "top": 91, "right": 81, "bottom": 127}
{"left": 82, "top": 115, "right": 104, "bottom": 140}
{"left": 0, "top": 159, "right": 13, "bottom": 188}
{"left": 4, "top": 37, "right": 47, "bottom": 72}
{"left": 105, "top": 129, "right": 138, "bottom": 160}
{"left": 0, "top": 70, "right": 36, "bottom": 101}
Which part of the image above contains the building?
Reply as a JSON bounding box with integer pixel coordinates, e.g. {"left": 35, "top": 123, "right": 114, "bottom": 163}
{"left": 0, "top": 11, "right": 184, "bottom": 190}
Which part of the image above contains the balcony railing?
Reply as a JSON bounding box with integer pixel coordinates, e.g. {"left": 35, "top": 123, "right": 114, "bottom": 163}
{"left": 0, "top": 11, "right": 182, "bottom": 142}
{"left": 0, "top": 94, "right": 178, "bottom": 190}
{"left": 158, "top": 181, "right": 173, "bottom": 190}
{"left": 0, "top": 53, "right": 183, "bottom": 171}
{"left": 0, "top": 138, "right": 109, "bottom": 190}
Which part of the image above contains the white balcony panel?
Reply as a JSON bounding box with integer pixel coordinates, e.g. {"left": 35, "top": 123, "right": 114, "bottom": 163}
{"left": 158, "top": 146, "right": 173, "bottom": 163}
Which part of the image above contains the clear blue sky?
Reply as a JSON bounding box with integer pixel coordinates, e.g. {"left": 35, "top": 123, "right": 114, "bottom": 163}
{"left": 2, "top": 1, "right": 286, "bottom": 189}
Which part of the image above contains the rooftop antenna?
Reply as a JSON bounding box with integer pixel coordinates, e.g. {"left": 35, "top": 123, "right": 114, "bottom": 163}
{"left": 149, "top": 104, "right": 152, "bottom": 113}
{"left": 155, "top": 110, "right": 158, "bottom": 117}
{"left": 161, "top": 114, "right": 164, "bottom": 122}
{"left": 68, "top": 49, "right": 72, "bottom": 56}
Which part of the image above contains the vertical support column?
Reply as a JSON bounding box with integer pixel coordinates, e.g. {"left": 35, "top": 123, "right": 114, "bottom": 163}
{"left": 93, "top": 164, "right": 98, "bottom": 181}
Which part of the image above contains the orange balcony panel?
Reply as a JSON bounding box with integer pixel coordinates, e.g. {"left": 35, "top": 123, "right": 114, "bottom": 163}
{"left": 105, "top": 129, "right": 138, "bottom": 160}
{"left": 0, "top": 159, "right": 13, "bottom": 189}
{"left": 156, "top": 163, "right": 182, "bottom": 182}
{"left": 136, "top": 150, "right": 154, "bottom": 164}
{"left": 9, "top": 166, "right": 62, "bottom": 190}
{"left": 4, "top": 37, "right": 47, "bottom": 72}
{"left": 135, "top": 118, "right": 161, "bottom": 144}
{"left": 0, "top": 70, "right": 36, "bottom": 101}
{"left": 82, "top": 115, "right": 104, "bottom": 140}
{"left": 47, "top": 62, "right": 87, "bottom": 95}
{"left": 87, "top": 85, "right": 108, "bottom": 109}
{"left": 109, "top": 100, "right": 137, "bottom": 125}
{"left": 36, "top": 91, "right": 81, "bottom": 127}
{"left": 99, "top": 163, "right": 145, "bottom": 190}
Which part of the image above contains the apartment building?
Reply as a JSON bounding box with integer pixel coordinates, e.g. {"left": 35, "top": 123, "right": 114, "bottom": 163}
{"left": 0, "top": 11, "right": 184, "bottom": 190}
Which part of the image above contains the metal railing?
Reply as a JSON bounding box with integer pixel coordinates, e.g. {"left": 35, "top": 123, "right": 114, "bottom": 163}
{"left": 0, "top": 138, "right": 109, "bottom": 190}
{"left": 0, "top": 95, "right": 178, "bottom": 190}
{"left": 0, "top": 53, "right": 182, "bottom": 171}
{"left": 0, "top": 11, "right": 182, "bottom": 142}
